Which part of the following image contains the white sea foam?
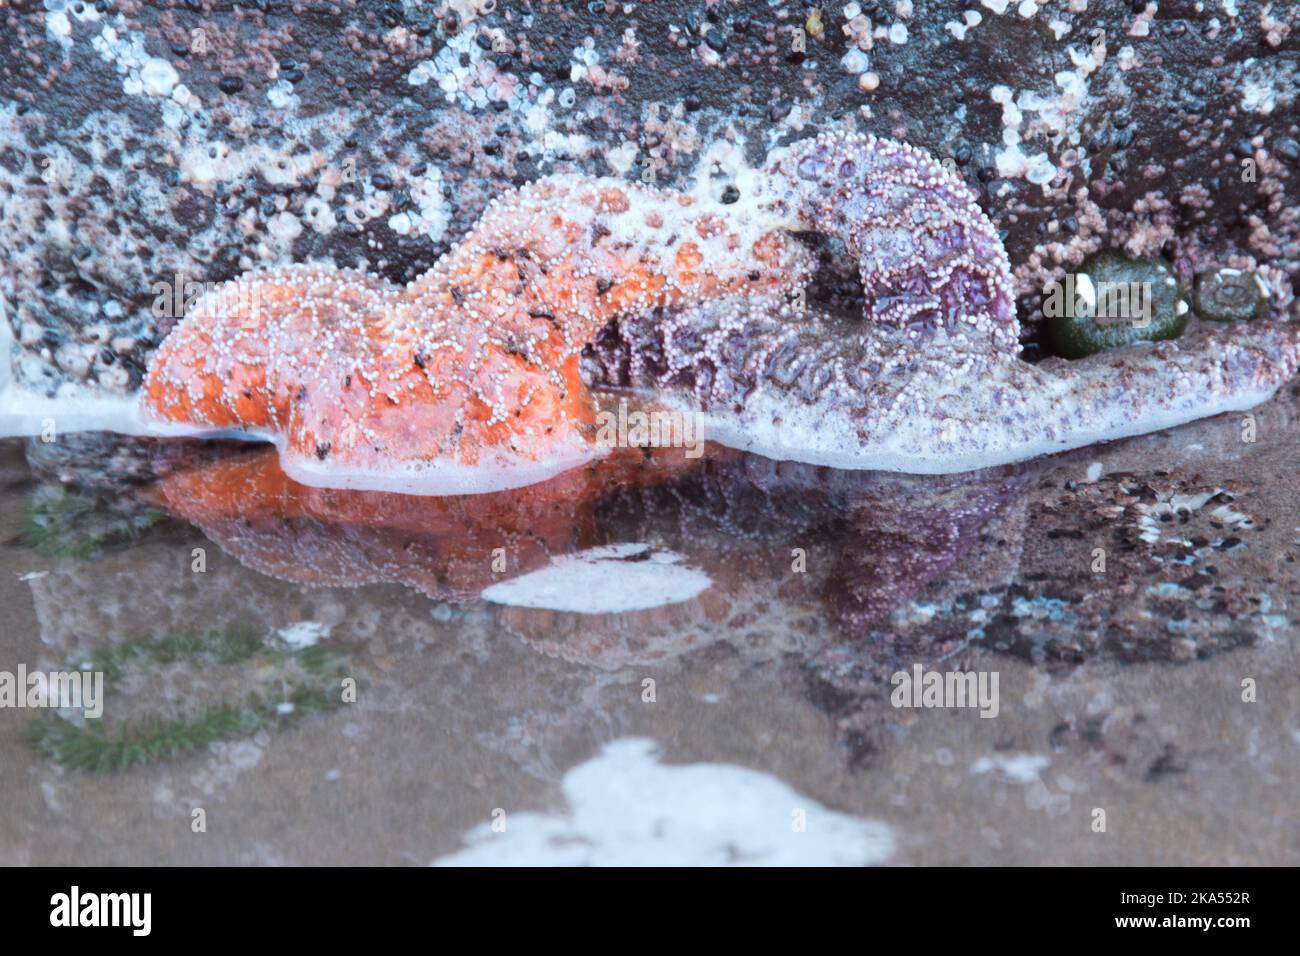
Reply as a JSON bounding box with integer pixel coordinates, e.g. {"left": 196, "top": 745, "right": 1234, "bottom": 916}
{"left": 971, "top": 753, "right": 1051, "bottom": 783}
{"left": 0, "top": 303, "right": 144, "bottom": 439}
{"left": 434, "top": 738, "right": 895, "bottom": 867}
{"left": 0, "top": 387, "right": 142, "bottom": 439}
{"left": 481, "top": 544, "right": 711, "bottom": 613}
{"left": 132, "top": 411, "right": 604, "bottom": 496}
{"left": 276, "top": 621, "right": 331, "bottom": 649}
{"left": 674, "top": 374, "right": 1282, "bottom": 476}
{"left": 281, "top": 435, "right": 603, "bottom": 497}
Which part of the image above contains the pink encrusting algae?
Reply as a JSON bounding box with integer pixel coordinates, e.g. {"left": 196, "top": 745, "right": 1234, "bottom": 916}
{"left": 144, "top": 130, "right": 1300, "bottom": 491}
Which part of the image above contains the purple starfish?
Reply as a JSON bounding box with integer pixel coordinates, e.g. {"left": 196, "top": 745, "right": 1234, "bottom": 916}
{"left": 587, "top": 131, "right": 1300, "bottom": 474}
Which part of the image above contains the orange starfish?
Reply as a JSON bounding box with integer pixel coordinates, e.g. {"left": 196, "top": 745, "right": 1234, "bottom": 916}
{"left": 142, "top": 176, "right": 809, "bottom": 493}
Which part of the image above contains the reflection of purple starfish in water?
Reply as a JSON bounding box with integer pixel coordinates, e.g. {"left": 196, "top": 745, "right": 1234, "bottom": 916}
{"left": 583, "top": 449, "right": 1030, "bottom": 635}
{"left": 825, "top": 474, "right": 1028, "bottom": 633}
{"left": 144, "top": 440, "right": 1028, "bottom": 670}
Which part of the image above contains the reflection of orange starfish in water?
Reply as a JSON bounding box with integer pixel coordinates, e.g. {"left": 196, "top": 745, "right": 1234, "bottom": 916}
{"left": 142, "top": 177, "right": 808, "bottom": 494}
{"left": 147, "top": 442, "right": 711, "bottom": 600}
{"left": 148, "top": 442, "right": 1028, "bottom": 670}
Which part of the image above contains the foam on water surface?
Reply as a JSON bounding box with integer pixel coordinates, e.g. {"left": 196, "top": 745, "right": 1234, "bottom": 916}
{"left": 279, "top": 437, "right": 602, "bottom": 496}
{"left": 689, "top": 379, "right": 1284, "bottom": 475}
{"left": 434, "top": 738, "right": 895, "bottom": 867}
{"left": 0, "top": 302, "right": 143, "bottom": 438}
{"left": 481, "top": 544, "right": 712, "bottom": 613}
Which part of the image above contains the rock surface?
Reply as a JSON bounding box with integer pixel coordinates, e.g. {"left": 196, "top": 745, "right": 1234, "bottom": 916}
{"left": 3, "top": 0, "right": 1297, "bottom": 393}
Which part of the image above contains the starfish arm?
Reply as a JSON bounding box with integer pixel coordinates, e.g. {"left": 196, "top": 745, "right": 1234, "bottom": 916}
{"left": 765, "top": 131, "right": 1019, "bottom": 354}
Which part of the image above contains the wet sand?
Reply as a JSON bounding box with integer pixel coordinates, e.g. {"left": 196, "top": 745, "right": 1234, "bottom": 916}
{"left": 0, "top": 390, "right": 1297, "bottom": 864}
